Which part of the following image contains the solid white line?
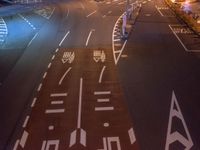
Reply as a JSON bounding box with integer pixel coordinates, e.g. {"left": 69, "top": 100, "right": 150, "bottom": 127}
{"left": 50, "top": 93, "right": 68, "bottom": 97}
{"left": 45, "top": 109, "right": 65, "bottom": 114}
{"left": 49, "top": 7, "right": 55, "bottom": 19}
{"left": 86, "top": 29, "right": 95, "bottom": 46}
{"left": 37, "top": 83, "right": 42, "bottom": 91}
{"left": 80, "top": 3, "right": 85, "bottom": 9}
{"left": 115, "top": 40, "right": 127, "bottom": 64}
{"left": 77, "top": 78, "right": 83, "bottom": 128}
{"left": 20, "top": 130, "right": 28, "bottom": 148}
{"left": 23, "top": 116, "right": 30, "bottom": 128}
{"left": 86, "top": 10, "right": 97, "bottom": 17}
{"left": 31, "top": 97, "right": 37, "bottom": 107}
{"left": 13, "top": 140, "right": 19, "bottom": 150}
{"left": 155, "top": 5, "right": 164, "bottom": 16}
{"left": 51, "top": 101, "right": 64, "bottom": 104}
{"left": 97, "top": 98, "right": 110, "bottom": 102}
{"left": 59, "top": 67, "right": 72, "bottom": 85}
{"left": 168, "top": 25, "right": 188, "bottom": 51}
{"left": 48, "top": 63, "right": 52, "bottom": 69}
{"left": 43, "top": 72, "right": 47, "bottom": 79}
{"left": 99, "top": 66, "right": 106, "bottom": 83}
{"left": 27, "top": 33, "right": 38, "bottom": 47}
{"left": 66, "top": 8, "right": 70, "bottom": 18}
{"left": 94, "top": 91, "right": 111, "bottom": 95}
{"left": 59, "top": 31, "right": 70, "bottom": 46}
{"left": 95, "top": 107, "right": 114, "bottom": 111}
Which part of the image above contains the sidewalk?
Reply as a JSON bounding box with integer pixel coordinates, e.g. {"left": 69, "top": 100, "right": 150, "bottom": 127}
{"left": 166, "top": 0, "right": 200, "bottom": 34}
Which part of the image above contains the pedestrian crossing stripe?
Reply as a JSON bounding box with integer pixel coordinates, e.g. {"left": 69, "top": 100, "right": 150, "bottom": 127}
{"left": 165, "top": 91, "right": 193, "bottom": 150}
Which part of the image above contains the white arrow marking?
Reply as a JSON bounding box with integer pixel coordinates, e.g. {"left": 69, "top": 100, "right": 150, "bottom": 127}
{"left": 165, "top": 91, "right": 193, "bottom": 150}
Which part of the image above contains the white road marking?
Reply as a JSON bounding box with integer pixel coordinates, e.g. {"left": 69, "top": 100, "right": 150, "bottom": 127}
{"left": 99, "top": 66, "right": 106, "bottom": 83}
{"left": 114, "top": 39, "right": 121, "bottom": 42}
{"left": 98, "top": 137, "right": 121, "bottom": 150}
{"left": 94, "top": 91, "right": 111, "bottom": 95}
{"left": 59, "top": 31, "right": 70, "bottom": 46}
{"left": 18, "top": 14, "right": 36, "bottom": 30}
{"left": 31, "top": 97, "right": 37, "bottom": 107}
{"left": 97, "top": 98, "right": 110, "bottom": 102}
{"left": 37, "top": 83, "right": 42, "bottom": 91}
{"left": 165, "top": 91, "right": 193, "bottom": 150}
{"left": 59, "top": 67, "right": 72, "bottom": 85}
{"left": 55, "top": 48, "right": 59, "bottom": 53}
{"left": 20, "top": 130, "right": 28, "bottom": 148}
{"left": 41, "top": 140, "right": 59, "bottom": 150}
{"left": 155, "top": 5, "right": 164, "bottom": 16}
{"left": 49, "top": 8, "right": 55, "bottom": 19}
{"left": 86, "top": 10, "right": 97, "bottom": 17}
{"left": 86, "top": 29, "right": 95, "bottom": 46}
{"left": 103, "top": 122, "right": 109, "bottom": 127}
{"left": 27, "top": 33, "right": 38, "bottom": 47}
{"left": 45, "top": 109, "right": 65, "bottom": 114}
{"left": 69, "top": 78, "right": 87, "bottom": 147}
{"left": 61, "top": 52, "right": 75, "bottom": 64}
{"left": 80, "top": 3, "right": 85, "bottom": 9}
{"left": 51, "top": 100, "right": 64, "bottom": 104}
{"left": 128, "top": 128, "right": 136, "bottom": 144}
{"left": 22, "top": 116, "right": 30, "bottom": 128}
{"left": 78, "top": 78, "right": 83, "bottom": 128}
{"left": 95, "top": 107, "right": 114, "bottom": 111}
{"left": 48, "top": 125, "right": 54, "bottom": 130}
{"left": 48, "top": 62, "right": 52, "bottom": 69}
{"left": 50, "top": 93, "right": 68, "bottom": 97}
{"left": 115, "top": 40, "right": 127, "bottom": 64}
{"left": 108, "top": 11, "right": 112, "bottom": 14}
{"left": 169, "top": 25, "right": 200, "bottom": 52}
{"left": 102, "top": 15, "right": 106, "bottom": 18}
{"left": 13, "top": 140, "right": 19, "bottom": 150}
{"left": 51, "top": 55, "right": 55, "bottom": 60}
{"left": 66, "top": 8, "right": 69, "bottom": 18}
{"left": 43, "top": 72, "right": 47, "bottom": 79}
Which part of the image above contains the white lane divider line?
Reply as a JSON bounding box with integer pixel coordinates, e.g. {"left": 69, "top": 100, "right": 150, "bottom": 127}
{"left": 86, "top": 10, "right": 97, "bottom": 18}
{"left": 13, "top": 140, "right": 20, "bottom": 150}
{"left": 43, "top": 72, "right": 47, "bottom": 79}
{"left": 98, "top": 66, "right": 106, "bottom": 83}
{"left": 86, "top": 29, "right": 95, "bottom": 46}
{"left": 51, "top": 55, "right": 55, "bottom": 60}
{"left": 94, "top": 91, "right": 111, "bottom": 95}
{"left": 50, "top": 93, "right": 68, "bottom": 97}
{"left": 59, "top": 67, "right": 72, "bottom": 85}
{"left": 18, "top": 14, "right": 36, "bottom": 30}
{"left": 27, "top": 32, "right": 38, "bottom": 47}
{"left": 95, "top": 107, "right": 114, "bottom": 111}
{"left": 48, "top": 125, "right": 54, "bottom": 130}
{"left": 69, "top": 78, "right": 87, "bottom": 148}
{"left": 19, "top": 130, "right": 29, "bottom": 148}
{"left": 45, "top": 109, "right": 65, "bottom": 114}
{"left": 37, "top": 83, "right": 42, "bottom": 92}
{"left": 22, "top": 116, "right": 30, "bottom": 128}
{"left": 55, "top": 48, "right": 59, "bottom": 53}
{"left": 31, "top": 97, "right": 37, "bottom": 107}
{"left": 59, "top": 31, "right": 70, "bottom": 47}
{"left": 48, "top": 62, "right": 52, "bottom": 69}
{"left": 128, "top": 128, "right": 136, "bottom": 144}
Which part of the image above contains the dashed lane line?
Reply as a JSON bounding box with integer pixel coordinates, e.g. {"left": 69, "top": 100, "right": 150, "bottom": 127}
{"left": 18, "top": 14, "right": 36, "bottom": 30}
{"left": 86, "top": 10, "right": 97, "bottom": 18}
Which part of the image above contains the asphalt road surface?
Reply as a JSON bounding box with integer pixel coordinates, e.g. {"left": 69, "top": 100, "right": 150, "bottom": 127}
{"left": 0, "top": 0, "right": 199, "bottom": 149}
